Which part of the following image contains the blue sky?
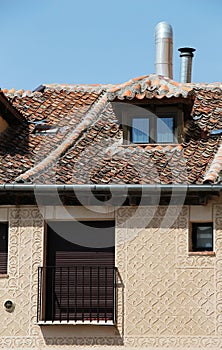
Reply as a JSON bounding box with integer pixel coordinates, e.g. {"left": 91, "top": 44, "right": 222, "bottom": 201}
{"left": 1, "top": 0, "right": 222, "bottom": 90}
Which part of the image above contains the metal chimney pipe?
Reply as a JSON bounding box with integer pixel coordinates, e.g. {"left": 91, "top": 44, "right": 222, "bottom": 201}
{"left": 155, "top": 22, "right": 173, "bottom": 79}
{"left": 178, "top": 47, "right": 196, "bottom": 83}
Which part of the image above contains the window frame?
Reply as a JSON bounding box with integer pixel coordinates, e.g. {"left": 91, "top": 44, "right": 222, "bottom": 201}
{"left": 38, "top": 219, "right": 116, "bottom": 324}
{"left": 190, "top": 222, "right": 214, "bottom": 252}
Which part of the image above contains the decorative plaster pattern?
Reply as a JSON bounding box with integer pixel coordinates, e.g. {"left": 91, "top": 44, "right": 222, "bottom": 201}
{"left": 214, "top": 205, "right": 222, "bottom": 336}
{"left": 0, "top": 208, "right": 44, "bottom": 338}
{"left": 3, "top": 335, "right": 222, "bottom": 349}
{"left": 124, "top": 336, "right": 222, "bottom": 348}
{"left": 116, "top": 205, "right": 218, "bottom": 347}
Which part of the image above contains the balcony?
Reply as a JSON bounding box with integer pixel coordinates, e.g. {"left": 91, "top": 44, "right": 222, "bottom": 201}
{"left": 37, "top": 266, "right": 117, "bottom": 324}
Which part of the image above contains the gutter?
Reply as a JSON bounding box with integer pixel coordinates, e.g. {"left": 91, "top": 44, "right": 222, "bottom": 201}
{"left": 0, "top": 184, "right": 221, "bottom": 193}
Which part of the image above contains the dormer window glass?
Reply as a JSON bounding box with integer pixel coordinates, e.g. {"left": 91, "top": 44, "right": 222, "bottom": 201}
{"left": 156, "top": 117, "right": 174, "bottom": 143}
{"left": 132, "top": 118, "right": 149, "bottom": 143}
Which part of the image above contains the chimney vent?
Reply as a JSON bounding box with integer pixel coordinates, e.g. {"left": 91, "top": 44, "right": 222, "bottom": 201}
{"left": 178, "top": 47, "right": 196, "bottom": 83}
{"left": 155, "top": 22, "right": 173, "bottom": 79}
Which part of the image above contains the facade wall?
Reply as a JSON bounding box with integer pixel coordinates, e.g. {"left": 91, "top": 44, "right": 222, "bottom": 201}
{"left": 0, "top": 203, "right": 221, "bottom": 349}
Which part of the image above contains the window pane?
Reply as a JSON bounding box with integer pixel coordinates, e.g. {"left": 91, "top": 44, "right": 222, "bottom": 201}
{"left": 156, "top": 117, "right": 174, "bottom": 143}
{"left": 132, "top": 118, "right": 149, "bottom": 143}
{"left": 196, "top": 226, "right": 213, "bottom": 249}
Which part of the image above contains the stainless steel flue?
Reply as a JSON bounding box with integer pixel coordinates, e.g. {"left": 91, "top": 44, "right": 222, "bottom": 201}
{"left": 178, "top": 47, "right": 196, "bottom": 83}
{"left": 155, "top": 22, "right": 173, "bottom": 79}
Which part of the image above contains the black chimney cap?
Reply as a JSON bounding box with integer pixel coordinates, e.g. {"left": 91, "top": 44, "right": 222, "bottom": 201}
{"left": 178, "top": 47, "right": 196, "bottom": 57}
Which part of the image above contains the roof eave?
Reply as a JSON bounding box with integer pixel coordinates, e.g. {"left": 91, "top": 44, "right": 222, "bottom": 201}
{"left": 0, "top": 183, "right": 220, "bottom": 206}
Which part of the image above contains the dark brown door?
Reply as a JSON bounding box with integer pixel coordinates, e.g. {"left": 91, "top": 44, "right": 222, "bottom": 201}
{"left": 45, "top": 220, "right": 115, "bottom": 322}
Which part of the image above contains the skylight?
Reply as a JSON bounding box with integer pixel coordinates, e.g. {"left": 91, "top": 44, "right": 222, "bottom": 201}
{"left": 209, "top": 129, "right": 222, "bottom": 136}
{"left": 32, "top": 123, "right": 59, "bottom": 135}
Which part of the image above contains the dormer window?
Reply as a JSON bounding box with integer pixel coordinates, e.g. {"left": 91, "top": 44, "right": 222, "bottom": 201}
{"left": 116, "top": 103, "right": 184, "bottom": 145}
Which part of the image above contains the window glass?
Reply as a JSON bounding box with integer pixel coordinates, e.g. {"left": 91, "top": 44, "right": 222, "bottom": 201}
{"left": 196, "top": 226, "right": 213, "bottom": 249}
{"left": 132, "top": 118, "right": 149, "bottom": 143}
{"left": 156, "top": 117, "right": 174, "bottom": 143}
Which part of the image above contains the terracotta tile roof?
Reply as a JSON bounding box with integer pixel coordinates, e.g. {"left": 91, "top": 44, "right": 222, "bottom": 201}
{"left": 0, "top": 74, "right": 222, "bottom": 185}
{"left": 0, "top": 85, "right": 102, "bottom": 183}
{"left": 107, "top": 74, "right": 194, "bottom": 100}
{"left": 15, "top": 92, "right": 108, "bottom": 183}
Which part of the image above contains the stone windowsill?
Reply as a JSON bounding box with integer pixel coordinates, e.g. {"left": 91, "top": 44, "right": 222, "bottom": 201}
{"left": 37, "top": 320, "right": 115, "bottom": 326}
{"left": 188, "top": 251, "right": 215, "bottom": 257}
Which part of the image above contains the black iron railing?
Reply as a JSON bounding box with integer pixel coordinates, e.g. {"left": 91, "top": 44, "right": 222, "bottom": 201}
{"left": 37, "top": 266, "right": 117, "bottom": 323}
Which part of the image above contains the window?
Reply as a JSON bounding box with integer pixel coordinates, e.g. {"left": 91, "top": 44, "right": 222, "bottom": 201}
{"left": 191, "top": 223, "right": 213, "bottom": 252}
{"left": 0, "top": 222, "right": 8, "bottom": 274}
{"left": 120, "top": 103, "right": 184, "bottom": 145}
{"left": 38, "top": 221, "right": 116, "bottom": 324}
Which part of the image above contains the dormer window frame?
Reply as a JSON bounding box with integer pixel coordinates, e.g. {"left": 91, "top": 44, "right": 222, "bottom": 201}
{"left": 121, "top": 103, "right": 184, "bottom": 145}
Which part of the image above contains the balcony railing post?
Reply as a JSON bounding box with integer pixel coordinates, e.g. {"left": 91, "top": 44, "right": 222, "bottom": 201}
{"left": 113, "top": 267, "right": 117, "bottom": 324}
{"left": 82, "top": 266, "right": 84, "bottom": 322}
{"left": 67, "top": 266, "right": 70, "bottom": 322}
{"left": 37, "top": 267, "right": 41, "bottom": 323}
{"left": 97, "top": 266, "right": 100, "bottom": 322}
{"left": 105, "top": 267, "right": 107, "bottom": 322}
{"left": 74, "top": 266, "right": 77, "bottom": 321}
{"left": 90, "top": 266, "right": 92, "bottom": 322}
{"left": 51, "top": 267, "right": 55, "bottom": 323}
{"left": 59, "top": 266, "right": 62, "bottom": 322}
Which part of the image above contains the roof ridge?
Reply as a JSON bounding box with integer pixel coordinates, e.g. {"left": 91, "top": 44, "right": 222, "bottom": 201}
{"left": 15, "top": 92, "right": 108, "bottom": 183}
{"left": 2, "top": 75, "right": 222, "bottom": 100}
{"left": 2, "top": 83, "right": 112, "bottom": 99}
{"left": 3, "top": 88, "right": 40, "bottom": 99}
{"left": 43, "top": 83, "right": 113, "bottom": 94}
